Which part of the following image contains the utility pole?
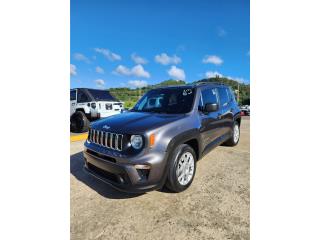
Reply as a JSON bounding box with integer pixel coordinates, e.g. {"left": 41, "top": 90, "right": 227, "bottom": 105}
{"left": 237, "top": 82, "right": 240, "bottom": 103}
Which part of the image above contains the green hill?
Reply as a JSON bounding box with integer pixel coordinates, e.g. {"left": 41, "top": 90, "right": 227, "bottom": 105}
{"left": 109, "top": 77, "right": 250, "bottom": 108}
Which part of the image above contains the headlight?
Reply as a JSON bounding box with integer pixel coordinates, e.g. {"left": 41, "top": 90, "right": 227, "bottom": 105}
{"left": 130, "top": 135, "right": 143, "bottom": 149}
{"left": 91, "top": 103, "right": 96, "bottom": 109}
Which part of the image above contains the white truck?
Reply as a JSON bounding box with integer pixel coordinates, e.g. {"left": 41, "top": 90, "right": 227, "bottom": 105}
{"left": 70, "top": 88, "right": 124, "bottom": 132}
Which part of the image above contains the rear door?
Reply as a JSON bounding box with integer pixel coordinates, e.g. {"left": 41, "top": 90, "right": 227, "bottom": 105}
{"left": 70, "top": 89, "right": 77, "bottom": 116}
{"left": 216, "top": 86, "right": 234, "bottom": 135}
{"left": 198, "top": 87, "right": 224, "bottom": 149}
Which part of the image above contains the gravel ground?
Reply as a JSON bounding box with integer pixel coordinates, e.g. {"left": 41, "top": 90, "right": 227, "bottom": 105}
{"left": 70, "top": 117, "right": 250, "bottom": 240}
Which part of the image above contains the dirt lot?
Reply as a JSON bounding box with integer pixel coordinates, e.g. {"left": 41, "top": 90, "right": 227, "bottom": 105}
{"left": 70, "top": 117, "right": 250, "bottom": 240}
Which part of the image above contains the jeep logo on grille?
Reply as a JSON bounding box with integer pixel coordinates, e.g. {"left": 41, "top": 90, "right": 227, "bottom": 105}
{"left": 102, "top": 125, "right": 111, "bottom": 130}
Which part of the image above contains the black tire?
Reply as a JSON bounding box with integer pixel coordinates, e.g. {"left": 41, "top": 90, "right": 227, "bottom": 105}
{"left": 70, "top": 111, "right": 90, "bottom": 133}
{"left": 165, "top": 144, "right": 197, "bottom": 193}
{"left": 224, "top": 121, "right": 240, "bottom": 146}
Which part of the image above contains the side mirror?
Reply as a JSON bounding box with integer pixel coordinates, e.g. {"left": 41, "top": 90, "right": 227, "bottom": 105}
{"left": 204, "top": 103, "right": 218, "bottom": 112}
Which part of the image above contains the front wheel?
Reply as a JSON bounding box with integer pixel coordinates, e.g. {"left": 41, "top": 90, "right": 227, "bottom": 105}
{"left": 224, "top": 121, "right": 240, "bottom": 146}
{"left": 70, "top": 111, "right": 89, "bottom": 133}
{"left": 165, "top": 144, "right": 197, "bottom": 193}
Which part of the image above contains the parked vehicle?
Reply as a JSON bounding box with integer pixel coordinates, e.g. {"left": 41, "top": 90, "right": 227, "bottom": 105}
{"left": 83, "top": 83, "right": 241, "bottom": 193}
{"left": 70, "top": 88, "right": 124, "bottom": 132}
{"left": 240, "top": 105, "right": 250, "bottom": 116}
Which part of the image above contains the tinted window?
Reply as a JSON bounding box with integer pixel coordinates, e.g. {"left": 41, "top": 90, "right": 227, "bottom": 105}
{"left": 87, "top": 89, "right": 118, "bottom": 101}
{"left": 70, "top": 90, "right": 76, "bottom": 101}
{"left": 132, "top": 87, "right": 195, "bottom": 114}
{"left": 77, "top": 90, "right": 90, "bottom": 103}
{"left": 200, "top": 88, "right": 218, "bottom": 108}
{"left": 228, "top": 88, "right": 236, "bottom": 102}
{"left": 217, "top": 87, "right": 230, "bottom": 106}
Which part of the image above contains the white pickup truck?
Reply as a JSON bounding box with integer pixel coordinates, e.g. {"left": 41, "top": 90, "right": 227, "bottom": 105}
{"left": 70, "top": 88, "right": 124, "bottom": 132}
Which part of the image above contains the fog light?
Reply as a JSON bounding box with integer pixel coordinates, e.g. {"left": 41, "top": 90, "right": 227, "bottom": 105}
{"left": 136, "top": 169, "right": 150, "bottom": 181}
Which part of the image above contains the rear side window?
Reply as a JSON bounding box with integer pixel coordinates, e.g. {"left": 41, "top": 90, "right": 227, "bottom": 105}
{"left": 199, "top": 88, "right": 218, "bottom": 108}
{"left": 77, "top": 90, "right": 90, "bottom": 103}
{"left": 70, "top": 90, "right": 76, "bottom": 101}
{"left": 217, "top": 87, "right": 230, "bottom": 107}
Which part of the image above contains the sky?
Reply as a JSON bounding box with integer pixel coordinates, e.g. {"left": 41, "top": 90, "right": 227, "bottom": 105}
{"left": 70, "top": 0, "right": 250, "bottom": 89}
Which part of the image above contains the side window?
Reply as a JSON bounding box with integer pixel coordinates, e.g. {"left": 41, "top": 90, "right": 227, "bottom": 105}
{"left": 217, "top": 87, "right": 230, "bottom": 107}
{"left": 199, "top": 88, "right": 218, "bottom": 108}
{"left": 70, "top": 90, "right": 76, "bottom": 101}
{"left": 228, "top": 87, "right": 236, "bottom": 102}
{"left": 77, "top": 90, "right": 89, "bottom": 103}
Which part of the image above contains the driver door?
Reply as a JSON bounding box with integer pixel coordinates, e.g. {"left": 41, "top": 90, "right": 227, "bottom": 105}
{"left": 198, "top": 87, "right": 224, "bottom": 150}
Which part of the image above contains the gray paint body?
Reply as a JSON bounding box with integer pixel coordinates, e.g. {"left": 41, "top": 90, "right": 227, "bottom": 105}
{"left": 83, "top": 84, "right": 241, "bottom": 192}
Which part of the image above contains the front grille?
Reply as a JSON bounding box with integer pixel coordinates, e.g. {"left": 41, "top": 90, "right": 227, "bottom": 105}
{"left": 88, "top": 129, "right": 123, "bottom": 151}
{"left": 105, "top": 103, "right": 112, "bottom": 110}
{"left": 86, "top": 149, "right": 116, "bottom": 163}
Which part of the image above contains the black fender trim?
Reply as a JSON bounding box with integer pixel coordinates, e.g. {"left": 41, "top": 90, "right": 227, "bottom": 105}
{"left": 234, "top": 112, "right": 241, "bottom": 125}
{"left": 156, "top": 129, "right": 202, "bottom": 190}
{"left": 166, "top": 129, "right": 202, "bottom": 159}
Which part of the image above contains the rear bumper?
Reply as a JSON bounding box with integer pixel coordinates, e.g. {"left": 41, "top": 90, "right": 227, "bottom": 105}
{"left": 82, "top": 147, "right": 167, "bottom": 193}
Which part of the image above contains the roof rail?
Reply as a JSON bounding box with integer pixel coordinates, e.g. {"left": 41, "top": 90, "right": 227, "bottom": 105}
{"left": 194, "top": 81, "right": 226, "bottom": 86}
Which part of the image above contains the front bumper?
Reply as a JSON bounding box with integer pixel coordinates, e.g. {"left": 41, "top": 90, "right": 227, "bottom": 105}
{"left": 83, "top": 143, "right": 168, "bottom": 193}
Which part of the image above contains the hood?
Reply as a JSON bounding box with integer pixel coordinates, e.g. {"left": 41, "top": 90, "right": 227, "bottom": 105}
{"left": 91, "top": 111, "right": 187, "bottom": 133}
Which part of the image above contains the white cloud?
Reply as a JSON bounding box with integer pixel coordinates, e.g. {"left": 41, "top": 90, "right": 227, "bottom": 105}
{"left": 131, "top": 65, "right": 150, "bottom": 78}
{"left": 203, "top": 55, "right": 223, "bottom": 65}
{"left": 131, "top": 53, "right": 148, "bottom": 64}
{"left": 205, "top": 71, "right": 223, "bottom": 78}
{"left": 95, "top": 66, "right": 104, "bottom": 74}
{"left": 167, "top": 66, "right": 186, "bottom": 80}
{"left": 155, "top": 53, "right": 181, "bottom": 65}
{"left": 73, "top": 53, "right": 90, "bottom": 63}
{"left": 128, "top": 80, "right": 148, "bottom": 88}
{"left": 114, "top": 64, "right": 150, "bottom": 78}
{"left": 114, "top": 65, "right": 131, "bottom": 76}
{"left": 94, "top": 48, "right": 121, "bottom": 61}
{"left": 95, "top": 79, "right": 105, "bottom": 88}
{"left": 204, "top": 70, "right": 246, "bottom": 83}
{"left": 70, "top": 64, "right": 77, "bottom": 76}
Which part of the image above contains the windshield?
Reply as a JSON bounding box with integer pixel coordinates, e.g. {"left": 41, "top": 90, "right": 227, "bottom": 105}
{"left": 87, "top": 89, "right": 118, "bottom": 101}
{"left": 132, "top": 87, "right": 195, "bottom": 114}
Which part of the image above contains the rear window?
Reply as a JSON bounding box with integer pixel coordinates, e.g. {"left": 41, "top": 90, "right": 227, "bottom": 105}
{"left": 87, "top": 89, "right": 118, "bottom": 101}
{"left": 70, "top": 90, "right": 76, "bottom": 101}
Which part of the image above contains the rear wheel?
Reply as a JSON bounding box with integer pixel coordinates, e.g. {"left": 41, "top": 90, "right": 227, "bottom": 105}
{"left": 70, "top": 111, "right": 89, "bottom": 133}
{"left": 165, "top": 144, "right": 197, "bottom": 193}
{"left": 224, "top": 121, "right": 240, "bottom": 146}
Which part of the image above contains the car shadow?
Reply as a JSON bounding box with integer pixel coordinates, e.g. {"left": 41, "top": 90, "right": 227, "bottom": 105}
{"left": 70, "top": 151, "right": 144, "bottom": 199}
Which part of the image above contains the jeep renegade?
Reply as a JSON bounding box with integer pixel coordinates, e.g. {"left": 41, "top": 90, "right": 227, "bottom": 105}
{"left": 83, "top": 83, "right": 241, "bottom": 193}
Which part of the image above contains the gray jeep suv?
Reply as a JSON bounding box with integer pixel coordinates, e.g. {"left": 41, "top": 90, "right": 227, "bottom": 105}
{"left": 83, "top": 82, "right": 241, "bottom": 193}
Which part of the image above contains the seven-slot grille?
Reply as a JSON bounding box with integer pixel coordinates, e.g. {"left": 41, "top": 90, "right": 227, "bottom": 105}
{"left": 88, "top": 129, "right": 123, "bottom": 151}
